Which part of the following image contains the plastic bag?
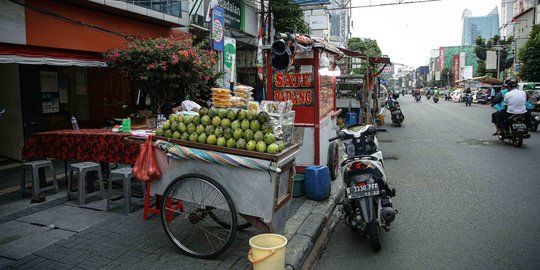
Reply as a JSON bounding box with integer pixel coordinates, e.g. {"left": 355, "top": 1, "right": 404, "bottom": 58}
{"left": 133, "top": 135, "right": 161, "bottom": 182}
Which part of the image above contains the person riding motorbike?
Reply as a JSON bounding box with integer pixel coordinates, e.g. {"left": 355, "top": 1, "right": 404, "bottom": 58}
{"left": 433, "top": 88, "right": 440, "bottom": 98}
{"left": 444, "top": 89, "right": 450, "bottom": 100}
{"left": 491, "top": 84, "right": 509, "bottom": 135}
{"left": 464, "top": 87, "right": 472, "bottom": 101}
{"left": 495, "top": 77, "right": 528, "bottom": 134}
{"left": 414, "top": 89, "right": 421, "bottom": 99}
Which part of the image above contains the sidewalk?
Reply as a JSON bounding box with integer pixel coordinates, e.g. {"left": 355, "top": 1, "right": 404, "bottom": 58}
{"left": 0, "top": 172, "right": 344, "bottom": 270}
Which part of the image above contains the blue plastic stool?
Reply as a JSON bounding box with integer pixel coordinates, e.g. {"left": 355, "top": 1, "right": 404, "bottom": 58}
{"left": 345, "top": 112, "right": 357, "bottom": 127}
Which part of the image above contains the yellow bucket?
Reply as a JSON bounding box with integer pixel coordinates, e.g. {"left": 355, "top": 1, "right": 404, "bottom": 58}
{"left": 248, "top": 234, "right": 288, "bottom": 270}
{"left": 376, "top": 114, "right": 385, "bottom": 125}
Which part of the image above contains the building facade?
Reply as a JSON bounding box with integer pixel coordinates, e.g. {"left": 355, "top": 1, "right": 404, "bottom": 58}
{"left": 461, "top": 7, "right": 500, "bottom": 45}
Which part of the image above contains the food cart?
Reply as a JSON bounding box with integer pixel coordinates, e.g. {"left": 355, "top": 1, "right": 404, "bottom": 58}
{"left": 145, "top": 136, "right": 300, "bottom": 259}
{"left": 265, "top": 40, "right": 343, "bottom": 178}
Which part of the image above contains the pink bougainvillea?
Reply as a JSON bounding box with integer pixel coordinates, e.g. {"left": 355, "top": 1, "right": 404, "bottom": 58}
{"left": 105, "top": 36, "right": 218, "bottom": 102}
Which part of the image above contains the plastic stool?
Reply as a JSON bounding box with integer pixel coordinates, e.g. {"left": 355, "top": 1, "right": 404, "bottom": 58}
{"left": 106, "top": 167, "right": 146, "bottom": 214}
{"left": 67, "top": 162, "right": 105, "bottom": 205}
{"left": 21, "top": 160, "right": 59, "bottom": 197}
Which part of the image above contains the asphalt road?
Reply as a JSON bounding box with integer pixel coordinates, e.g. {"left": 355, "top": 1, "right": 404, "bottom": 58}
{"left": 315, "top": 96, "right": 540, "bottom": 270}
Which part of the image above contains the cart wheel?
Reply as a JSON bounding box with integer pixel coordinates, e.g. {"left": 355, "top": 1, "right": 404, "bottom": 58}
{"left": 160, "top": 174, "right": 237, "bottom": 259}
{"left": 209, "top": 212, "right": 253, "bottom": 230}
{"left": 328, "top": 141, "right": 340, "bottom": 180}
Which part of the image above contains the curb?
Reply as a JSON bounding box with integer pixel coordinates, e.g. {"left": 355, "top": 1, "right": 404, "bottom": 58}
{"left": 283, "top": 175, "right": 344, "bottom": 270}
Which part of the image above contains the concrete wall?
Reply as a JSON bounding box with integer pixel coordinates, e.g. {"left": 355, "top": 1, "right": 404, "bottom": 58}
{"left": 0, "top": 64, "right": 24, "bottom": 160}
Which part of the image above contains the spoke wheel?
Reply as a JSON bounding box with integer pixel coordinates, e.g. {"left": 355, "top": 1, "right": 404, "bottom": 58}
{"left": 161, "top": 174, "right": 237, "bottom": 259}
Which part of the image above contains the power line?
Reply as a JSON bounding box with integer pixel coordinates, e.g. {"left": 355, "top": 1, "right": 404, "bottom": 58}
{"left": 322, "top": 0, "right": 443, "bottom": 11}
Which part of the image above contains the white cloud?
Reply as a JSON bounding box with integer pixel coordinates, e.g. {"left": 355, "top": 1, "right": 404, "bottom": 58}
{"left": 349, "top": 0, "right": 500, "bottom": 67}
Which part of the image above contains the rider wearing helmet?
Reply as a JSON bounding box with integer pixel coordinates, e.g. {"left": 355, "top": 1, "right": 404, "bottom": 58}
{"left": 495, "top": 77, "right": 528, "bottom": 133}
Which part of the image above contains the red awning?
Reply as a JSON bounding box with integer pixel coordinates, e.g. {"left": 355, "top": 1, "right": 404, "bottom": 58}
{"left": 0, "top": 43, "right": 106, "bottom": 66}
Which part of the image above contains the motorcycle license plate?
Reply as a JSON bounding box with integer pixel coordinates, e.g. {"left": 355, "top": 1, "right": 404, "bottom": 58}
{"left": 346, "top": 183, "right": 379, "bottom": 199}
{"left": 512, "top": 123, "right": 526, "bottom": 130}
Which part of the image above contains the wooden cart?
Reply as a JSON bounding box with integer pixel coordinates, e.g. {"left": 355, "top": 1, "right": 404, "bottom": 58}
{"left": 148, "top": 137, "right": 300, "bottom": 259}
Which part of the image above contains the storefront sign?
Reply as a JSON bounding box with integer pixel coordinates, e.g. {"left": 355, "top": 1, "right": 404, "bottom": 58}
{"left": 220, "top": 0, "right": 243, "bottom": 30}
{"left": 40, "top": 71, "right": 58, "bottom": 93}
{"left": 273, "top": 72, "right": 314, "bottom": 106}
{"left": 452, "top": 54, "right": 460, "bottom": 84}
{"left": 211, "top": 7, "right": 225, "bottom": 51}
{"left": 223, "top": 37, "right": 236, "bottom": 87}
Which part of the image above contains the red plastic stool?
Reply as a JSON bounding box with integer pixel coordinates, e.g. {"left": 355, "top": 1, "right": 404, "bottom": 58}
{"left": 143, "top": 182, "right": 184, "bottom": 222}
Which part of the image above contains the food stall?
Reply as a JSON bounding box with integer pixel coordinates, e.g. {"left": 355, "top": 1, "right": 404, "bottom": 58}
{"left": 265, "top": 37, "right": 344, "bottom": 178}
{"left": 136, "top": 98, "right": 300, "bottom": 258}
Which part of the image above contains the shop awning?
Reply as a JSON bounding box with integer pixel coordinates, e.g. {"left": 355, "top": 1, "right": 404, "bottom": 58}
{"left": 0, "top": 43, "right": 107, "bottom": 67}
{"left": 455, "top": 76, "right": 503, "bottom": 85}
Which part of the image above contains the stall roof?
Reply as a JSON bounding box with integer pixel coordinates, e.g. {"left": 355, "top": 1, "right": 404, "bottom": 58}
{"left": 337, "top": 47, "right": 391, "bottom": 64}
{"left": 455, "top": 76, "right": 503, "bottom": 85}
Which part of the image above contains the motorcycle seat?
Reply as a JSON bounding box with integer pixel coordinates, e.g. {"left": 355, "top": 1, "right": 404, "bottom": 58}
{"left": 341, "top": 155, "right": 378, "bottom": 167}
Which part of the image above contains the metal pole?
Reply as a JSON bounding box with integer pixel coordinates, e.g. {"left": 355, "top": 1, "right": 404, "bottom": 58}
{"left": 496, "top": 48, "right": 500, "bottom": 80}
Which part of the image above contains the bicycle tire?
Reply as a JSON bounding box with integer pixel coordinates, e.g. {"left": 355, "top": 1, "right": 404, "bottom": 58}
{"left": 160, "top": 174, "right": 237, "bottom": 259}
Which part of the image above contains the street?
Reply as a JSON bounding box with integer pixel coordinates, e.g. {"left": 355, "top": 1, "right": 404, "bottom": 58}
{"left": 315, "top": 96, "right": 540, "bottom": 270}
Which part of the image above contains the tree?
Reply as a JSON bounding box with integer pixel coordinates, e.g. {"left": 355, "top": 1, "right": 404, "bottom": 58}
{"left": 474, "top": 35, "right": 514, "bottom": 77}
{"left": 347, "top": 37, "right": 382, "bottom": 74}
{"left": 347, "top": 37, "right": 382, "bottom": 57}
{"left": 518, "top": 25, "right": 540, "bottom": 81}
{"left": 270, "top": 0, "right": 310, "bottom": 35}
{"left": 104, "top": 36, "right": 218, "bottom": 108}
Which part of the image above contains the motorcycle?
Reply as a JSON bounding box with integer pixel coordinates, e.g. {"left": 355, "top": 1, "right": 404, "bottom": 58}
{"left": 529, "top": 111, "right": 539, "bottom": 132}
{"left": 415, "top": 95, "right": 421, "bottom": 102}
{"left": 329, "top": 125, "right": 397, "bottom": 251}
{"left": 386, "top": 98, "right": 404, "bottom": 127}
{"left": 433, "top": 95, "right": 439, "bottom": 103}
{"left": 498, "top": 114, "right": 531, "bottom": 147}
{"left": 445, "top": 93, "right": 451, "bottom": 101}
{"left": 426, "top": 94, "right": 432, "bottom": 100}
{"left": 465, "top": 94, "right": 472, "bottom": 106}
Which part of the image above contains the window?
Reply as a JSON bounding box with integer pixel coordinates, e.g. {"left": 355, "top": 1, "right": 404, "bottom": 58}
{"left": 124, "top": 0, "right": 182, "bottom": 17}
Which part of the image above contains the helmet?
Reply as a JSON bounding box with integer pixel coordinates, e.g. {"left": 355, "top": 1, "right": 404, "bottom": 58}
{"left": 504, "top": 77, "right": 518, "bottom": 88}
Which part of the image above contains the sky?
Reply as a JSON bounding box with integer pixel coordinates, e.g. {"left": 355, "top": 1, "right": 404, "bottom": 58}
{"left": 349, "top": 0, "right": 501, "bottom": 68}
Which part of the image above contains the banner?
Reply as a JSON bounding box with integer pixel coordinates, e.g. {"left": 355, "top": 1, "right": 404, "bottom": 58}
{"left": 223, "top": 37, "right": 236, "bottom": 87}
{"left": 211, "top": 7, "right": 225, "bottom": 51}
{"left": 486, "top": 50, "right": 497, "bottom": 71}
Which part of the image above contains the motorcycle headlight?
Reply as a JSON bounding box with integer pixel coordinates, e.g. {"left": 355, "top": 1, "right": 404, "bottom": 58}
{"left": 535, "top": 116, "right": 540, "bottom": 121}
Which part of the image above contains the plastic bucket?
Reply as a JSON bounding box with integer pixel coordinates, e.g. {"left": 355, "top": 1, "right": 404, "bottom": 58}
{"left": 248, "top": 234, "right": 288, "bottom": 270}
{"left": 293, "top": 174, "right": 305, "bottom": 197}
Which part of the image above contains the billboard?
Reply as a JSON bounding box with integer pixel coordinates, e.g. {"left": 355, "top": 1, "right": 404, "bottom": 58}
{"left": 460, "top": 66, "right": 473, "bottom": 80}
{"left": 486, "top": 50, "right": 497, "bottom": 71}
{"left": 452, "top": 54, "right": 460, "bottom": 85}
{"left": 307, "top": 14, "right": 329, "bottom": 30}
{"left": 513, "top": 0, "right": 534, "bottom": 18}
{"left": 293, "top": 0, "right": 331, "bottom": 5}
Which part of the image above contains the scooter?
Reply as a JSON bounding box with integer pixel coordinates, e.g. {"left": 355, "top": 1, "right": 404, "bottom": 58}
{"left": 386, "top": 98, "right": 404, "bottom": 127}
{"left": 433, "top": 95, "right": 439, "bottom": 103}
{"left": 426, "top": 94, "right": 432, "bottom": 100}
{"left": 415, "top": 95, "right": 421, "bottom": 102}
{"left": 498, "top": 114, "right": 531, "bottom": 147}
{"left": 329, "top": 125, "right": 397, "bottom": 251}
{"left": 465, "top": 94, "right": 472, "bottom": 106}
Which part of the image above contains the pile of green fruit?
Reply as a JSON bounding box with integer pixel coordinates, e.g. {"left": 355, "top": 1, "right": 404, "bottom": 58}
{"left": 155, "top": 108, "right": 286, "bottom": 154}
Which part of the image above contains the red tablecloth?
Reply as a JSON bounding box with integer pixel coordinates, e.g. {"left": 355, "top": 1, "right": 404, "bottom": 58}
{"left": 22, "top": 129, "right": 140, "bottom": 164}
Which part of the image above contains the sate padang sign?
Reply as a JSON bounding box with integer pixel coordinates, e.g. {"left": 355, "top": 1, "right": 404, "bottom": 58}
{"left": 272, "top": 72, "right": 314, "bottom": 106}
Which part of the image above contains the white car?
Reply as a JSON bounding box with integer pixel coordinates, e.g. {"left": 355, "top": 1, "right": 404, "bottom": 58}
{"left": 451, "top": 89, "right": 463, "bottom": 102}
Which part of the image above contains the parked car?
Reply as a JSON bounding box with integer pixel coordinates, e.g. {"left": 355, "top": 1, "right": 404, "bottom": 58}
{"left": 475, "top": 88, "right": 491, "bottom": 104}
{"left": 451, "top": 89, "right": 464, "bottom": 102}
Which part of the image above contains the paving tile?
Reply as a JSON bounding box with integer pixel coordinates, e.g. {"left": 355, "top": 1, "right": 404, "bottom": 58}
{"left": 16, "top": 205, "right": 116, "bottom": 232}
{"left": 0, "top": 221, "right": 74, "bottom": 260}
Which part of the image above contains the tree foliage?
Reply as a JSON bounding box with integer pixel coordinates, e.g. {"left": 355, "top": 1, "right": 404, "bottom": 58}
{"left": 347, "top": 37, "right": 382, "bottom": 57}
{"left": 347, "top": 37, "right": 382, "bottom": 74}
{"left": 104, "top": 36, "right": 218, "bottom": 106}
{"left": 270, "top": 0, "right": 310, "bottom": 35}
{"left": 474, "top": 35, "right": 514, "bottom": 76}
{"left": 518, "top": 25, "right": 540, "bottom": 81}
